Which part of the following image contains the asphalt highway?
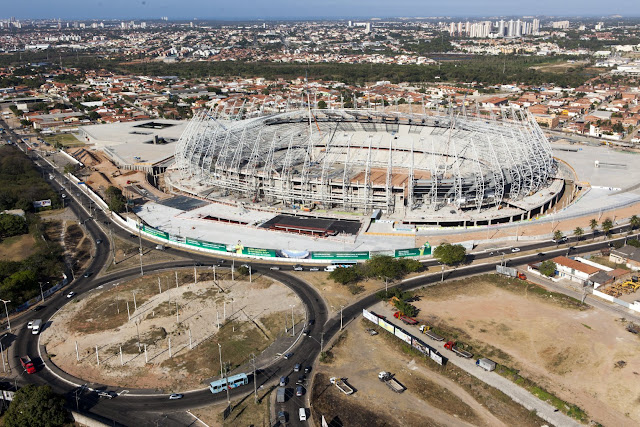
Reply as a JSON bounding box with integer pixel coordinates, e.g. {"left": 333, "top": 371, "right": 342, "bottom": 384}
{"left": 3, "top": 122, "right": 638, "bottom": 426}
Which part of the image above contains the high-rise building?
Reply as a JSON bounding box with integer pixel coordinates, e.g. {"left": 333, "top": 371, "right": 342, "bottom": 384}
{"left": 532, "top": 18, "right": 540, "bottom": 34}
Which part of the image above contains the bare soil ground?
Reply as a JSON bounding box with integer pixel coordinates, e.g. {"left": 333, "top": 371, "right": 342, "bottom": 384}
{"left": 0, "top": 234, "right": 37, "bottom": 261}
{"left": 300, "top": 272, "right": 384, "bottom": 315}
{"left": 191, "top": 387, "right": 273, "bottom": 427}
{"left": 412, "top": 275, "right": 640, "bottom": 426}
{"left": 105, "top": 235, "right": 189, "bottom": 274}
{"left": 42, "top": 270, "right": 305, "bottom": 391}
{"left": 312, "top": 320, "right": 545, "bottom": 427}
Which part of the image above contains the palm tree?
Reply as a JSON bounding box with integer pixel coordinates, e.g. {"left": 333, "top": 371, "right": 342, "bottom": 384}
{"left": 630, "top": 215, "right": 640, "bottom": 230}
{"left": 573, "top": 227, "right": 584, "bottom": 241}
{"left": 589, "top": 219, "right": 598, "bottom": 240}
{"left": 602, "top": 218, "right": 613, "bottom": 237}
{"left": 553, "top": 230, "right": 564, "bottom": 246}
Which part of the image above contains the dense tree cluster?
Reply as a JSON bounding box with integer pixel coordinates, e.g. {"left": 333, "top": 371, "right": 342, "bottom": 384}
{"left": 4, "top": 385, "right": 68, "bottom": 427}
{"left": 105, "top": 186, "right": 127, "bottom": 213}
{"left": 329, "top": 255, "right": 422, "bottom": 285}
{"left": 433, "top": 243, "right": 467, "bottom": 265}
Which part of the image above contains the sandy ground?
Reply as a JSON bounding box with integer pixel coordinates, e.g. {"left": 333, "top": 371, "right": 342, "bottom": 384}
{"left": 412, "top": 278, "right": 640, "bottom": 426}
{"left": 312, "top": 319, "right": 543, "bottom": 427}
{"left": 42, "top": 275, "right": 305, "bottom": 391}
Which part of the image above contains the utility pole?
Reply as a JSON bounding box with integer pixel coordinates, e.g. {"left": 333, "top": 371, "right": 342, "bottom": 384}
{"left": 38, "top": 282, "right": 45, "bottom": 303}
{"left": 158, "top": 277, "right": 162, "bottom": 294}
{"left": 251, "top": 353, "right": 257, "bottom": 403}
{"left": 441, "top": 265, "right": 445, "bottom": 282}
{"left": 175, "top": 271, "right": 179, "bottom": 288}
{"left": 132, "top": 291, "right": 137, "bottom": 311}
{"left": 0, "top": 299, "right": 11, "bottom": 332}
{"left": 137, "top": 220, "right": 144, "bottom": 276}
{"left": 218, "top": 344, "right": 231, "bottom": 407}
{"left": 96, "top": 345, "right": 99, "bottom": 366}
{"left": 75, "top": 341, "right": 79, "bottom": 361}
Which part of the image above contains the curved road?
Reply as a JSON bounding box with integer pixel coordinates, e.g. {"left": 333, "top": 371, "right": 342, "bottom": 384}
{"left": 5, "top": 128, "right": 638, "bottom": 426}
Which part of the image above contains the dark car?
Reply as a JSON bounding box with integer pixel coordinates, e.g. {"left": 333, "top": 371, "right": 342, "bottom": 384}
{"left": 304, "top": 366, "right": 311, "bottom": 374}
{"left": 296, "top": 385, "right": 304, "bottom": 397}
{"left": 284, "top": 352, "right": 293, "bottom": 359}
{"left": 33, "top": 305, "right": 46, "bottom": 312}
{"left": 83, "top": 272, "right": 91, "bottom": 278}
{"left": 308, "top": 319, "right": 315, "bottom": 326}
{"left": 296, "top": 374, "right": 306, "bottom": 385}
{"left": 277, "top": 411, "right": 287, "bottom": 425}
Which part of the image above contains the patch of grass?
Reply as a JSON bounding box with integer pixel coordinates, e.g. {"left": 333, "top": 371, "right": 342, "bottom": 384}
{"left": 590, "top": 256, "right": 630, "bottom": 271}
{"left": 42, "top": 133, "right": 84, "bottom": 147}
{"left": 0, "top": 233, "right": 37, "bottom": 261}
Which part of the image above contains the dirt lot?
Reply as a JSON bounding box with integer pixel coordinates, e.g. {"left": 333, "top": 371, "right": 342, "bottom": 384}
{"left": 42, "top": 270, "right": 305, "bottom": 391}
{"left": 0, "top": 234, "right": 37, "bottom": 261}
{"left": 300, "top": 272, "right": 384, "bottom": 315}
{"left": 311, "top": 319, "right": 546, "bottom": 427}
{"left": 411, "top": 275, "right": 640, "bottom": 426}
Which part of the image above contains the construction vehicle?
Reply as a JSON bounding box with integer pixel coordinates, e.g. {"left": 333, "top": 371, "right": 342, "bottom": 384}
{"left": 378, "top": 372, "right": 405, "bottom": 393}
{"left": 476, "top": 358, "right": 497, "bottom": 372}
{"left": 20, "top": 356, "right": 36, "bottom": 374}
{"left": 394, "top": 311, "right": 418, "bottom": 325}
{"left": 330, "top": 377, "right": 354, "bottom": 395}
{"left": 419, "top": 325, "right": 444, "bottom": 341}
{"left": 444, "top": 341, "right": 473, "bottom": 358}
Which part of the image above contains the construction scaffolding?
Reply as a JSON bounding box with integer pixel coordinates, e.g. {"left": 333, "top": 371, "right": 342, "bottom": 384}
{"left": 174, "top": 108, "right": 555, "bottom": 214}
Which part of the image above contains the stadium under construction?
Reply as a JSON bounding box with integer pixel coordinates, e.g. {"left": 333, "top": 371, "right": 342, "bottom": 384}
{"left": 171, "top": 108, "right": 568, "bottom": 227}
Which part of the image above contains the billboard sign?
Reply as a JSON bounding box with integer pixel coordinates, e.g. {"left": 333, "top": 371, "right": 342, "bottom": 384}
{"left": 411, "top": 338, "right": 430, "bottom": 355}
{"left": 430, "top": 351, "right": 445, "bottom": 366}
{"left": 362, "top": 309, "right": 379, "bottom": 324}
{"left": 378, "top": 318, "right": 395, "bottom": 334}
{"left": 242, "top": 247, "right": 276, "bottom": 258}
{"left": 395, "top": 242, "right": 431, "bottom": 258}
{"left": 142, "top": 225, "right": 169, "bottom": 240}
{"left": 185, "top": 237, "right": 227, "bottom": 252}
{"left": 394, "top": 327, "right": 413, "bottom": 345}
{"left": 33, "top": 199, "right": 52, "bottom": 208}
{"left": 311, "top": 251, "right": 370, "bottom": 260}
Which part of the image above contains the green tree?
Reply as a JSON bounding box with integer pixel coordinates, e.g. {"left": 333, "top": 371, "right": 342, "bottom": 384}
{"left": 4, "top": 384, "right": 67, "bottom": 427}
{"left": 539, "top": 260, "right": 556, "bottom": 277}
{"left": 573, "top": 227, "right": 584, "bottom": 241}
{"left": 0, "top": 214, "right": 27, "bottom": 238}
{"left": 236, "top": 265, "right": 249, "bottom": 277}
{"left": 393, "top": 299, "right": 418, "bottom": 317}
{"left": 627, "top": 239, "right": 640, "bottom": 248}
{"left": 105, "top": 186, "right": 126, "bottom": 213}
{"left": 317, "top": 100, "right": 327, "bottom": 109}
{"left": 329, "top": 266, "right": 361, "bottom": 285}
{"left": 601, "top": 218, "right": 613, "bottom": 237}
{"left": 433, "top": 243, "right": 466, "bottom": 266}
{"left": 630, "top": 215, "right": 640, "bottom": 230}
{"left": 589, "top": 219, "right": 598, "bottom": 239}
{"left": 63, "top": 163, "right": 77, "bottom": 175}
{"left": 365, "top": 255, "right": 402, "bottom": 281}
{"left": 553, "top": 230, "right": 565, "bottom": 245}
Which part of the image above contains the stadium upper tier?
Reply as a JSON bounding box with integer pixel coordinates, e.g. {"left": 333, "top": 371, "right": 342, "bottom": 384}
{"left": 174, "top": 108, "right": 555, "bottom": 214}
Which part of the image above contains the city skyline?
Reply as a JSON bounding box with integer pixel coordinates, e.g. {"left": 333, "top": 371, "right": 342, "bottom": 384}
{"left": 1, "top": 0, "right": 640, "bottom": 20}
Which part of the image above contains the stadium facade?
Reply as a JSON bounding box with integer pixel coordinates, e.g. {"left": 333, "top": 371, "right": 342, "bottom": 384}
{"left": 174, "top": 108, "right": 559, "bottom": 222}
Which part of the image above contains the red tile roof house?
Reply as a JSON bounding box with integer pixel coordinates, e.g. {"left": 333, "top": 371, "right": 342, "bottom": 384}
{"left": 552, "top": 256, "right": 601, "bottom": 285}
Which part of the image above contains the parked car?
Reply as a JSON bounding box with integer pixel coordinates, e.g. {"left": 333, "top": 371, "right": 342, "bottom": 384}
{"left": 511, "top": 247, "right": 521, "bottom": 253}
{"left": 169, "top": 394, "right": 183, "bottom": 400}
{"left": 293, "top": 265, "right": 304, "bottom": 271}
{"left": 67, "top": 292, "right": 76, "bottom": 299}
{"left": 33, "top": 305, "right": 45, "bottom": 312}
{"left": 304, "top": 366, "right": 311, "bottom": 374}
{"left": 279, "top": 376, "right": 287, "bottom": 387}
{"left": 296, "top": 385, "right": 304, "bottom": 397}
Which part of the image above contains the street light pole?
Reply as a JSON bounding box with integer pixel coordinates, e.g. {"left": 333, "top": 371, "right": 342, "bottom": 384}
{"left": 218, "top": 343, "right": 231, "bottom": 407}
{"left": 137, "top": 219, "right": 144, "bottom": 276}
{"left": 290, "top": 305, "right": 295, "bottom": 336}
{"left": 0, "top": 299, "right": 10, "bottom": 332}
{"left": 441, "top": 265, "right": 445, "bottom": 282}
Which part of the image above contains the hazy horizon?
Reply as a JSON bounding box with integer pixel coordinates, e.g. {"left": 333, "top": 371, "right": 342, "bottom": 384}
{"left": 1, "top": 0, "right": 639, "bottom": 21}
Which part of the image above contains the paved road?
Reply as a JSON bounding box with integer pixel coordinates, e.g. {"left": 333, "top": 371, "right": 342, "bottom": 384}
{"left": 4, "top": 122, "right": 638, "bottom": 426}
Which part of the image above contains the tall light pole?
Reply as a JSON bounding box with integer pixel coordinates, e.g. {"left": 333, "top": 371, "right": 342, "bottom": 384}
{"left": 218, "top": 343, "right": 231, "bottom": 407}
{"left": 0, "top": 299, "right": 10, "bottom": 332}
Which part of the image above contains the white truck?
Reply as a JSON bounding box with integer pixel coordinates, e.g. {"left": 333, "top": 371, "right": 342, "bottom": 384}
{"left": 476, "top": 358, "right": 497, "bottom": 372}
{"left": 330, "top": 377, "right": 353, "bottom": 395}
{"left": 378, "top": 372, "right": 405, "bottom": 393}
{"left": 31, "top": 319, "right": 42, "bottom": 335}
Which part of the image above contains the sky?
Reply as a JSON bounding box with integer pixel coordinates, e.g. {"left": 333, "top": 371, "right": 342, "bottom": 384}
{"left": 2, "top": 0, "right": 640, "bottom": 20}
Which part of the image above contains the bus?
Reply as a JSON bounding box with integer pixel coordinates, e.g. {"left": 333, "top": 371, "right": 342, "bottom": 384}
{"left": 209, "top": 373, "right": 249, "bottom": 394}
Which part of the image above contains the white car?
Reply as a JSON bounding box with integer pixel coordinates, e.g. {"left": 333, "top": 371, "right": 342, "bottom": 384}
{"left": 511, "top": 248, "right": 521, "bottom": 253}
{"left": 169, "top": 393, "right": 183, "bottom": 400}
{"left": 67, "top": 291, "right": 76, "bottom": 299}
{"left": 269, "top": 266, "right": 280, "bottom": 270}
{"left": 27, "top": 320, "right": 34, "bottom": 329}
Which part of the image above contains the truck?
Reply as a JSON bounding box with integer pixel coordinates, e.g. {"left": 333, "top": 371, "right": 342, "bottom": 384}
{"left": 444, "top": 341, "right": 473, "bottom": 359}
{"left": 476, "top": 358, "right": 497, "bottom": 372}
{"left": 31, "top": 319, "right": 42, "bottom": 335}
{"left": 20, "top": 356, "right": 36, "bottom": 374}
{"left": 419, "top": 325, "right": 444, "bottom": 341}
{"left": 393, "top": 311, "right": 418, "bottom": 325}
{"left": 330, "top": 377, "right": 354, "bottom": 395}
{"left": 276, "top": 387, "right": 286, "bottom": 403}
{"left": 378, "top": 372, "right": 405, "bottom": 393}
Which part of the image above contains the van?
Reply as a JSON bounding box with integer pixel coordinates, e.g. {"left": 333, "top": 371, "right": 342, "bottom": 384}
{"left": 31, "top": 319, "right": 42, "bottom": 335}
{"left": 299, "top": 408, "right": 307, "bottom": 421}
